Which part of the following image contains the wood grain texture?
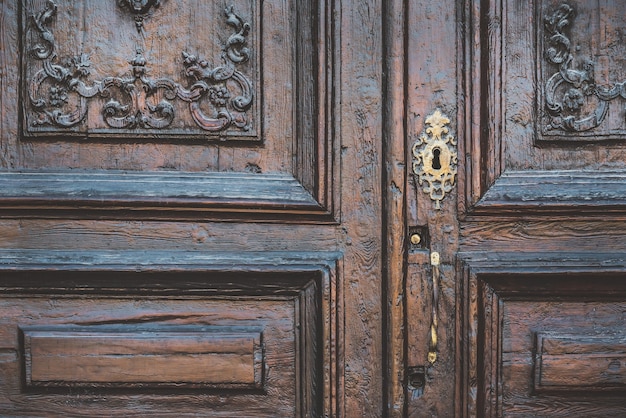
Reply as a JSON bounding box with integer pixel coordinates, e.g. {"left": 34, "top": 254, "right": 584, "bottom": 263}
{"left": 382, "top": 0, "right": 407, "bottom": 414}
{"left": 534, "top": 333, "right": 626, "bottom": 391}
{"left": 2, "top": 297, "right": 296, "bottom": 416}
{"left": 0, "top": 255, "right": 332, "bottom": 416}
{"left": 23, "top": 327, "right": 263, "bottom": 388}
{"left": 459, "top": 0, "right": 626, "bottom": 219}
{"left": 0, "top": 0, "right": 19, "bottom": 170}
{"left": 470, "top": 170, "right": 626, "bottom": 219}
{"left": 2, "top": 0, "right": 335, "bottom": 222}
{"left": 334, "top": 0, "right": 386, "bottom": 414}
{"left": 461, "top": 220, "right": 626, "bottom": 253}
{"left": 0, "top": 170, "right": 331, "bottom": 222}
{"left": 405, "top": 0, "right": 459, "bottom": 415}
{"left": 458, "top": 252, "right": 626, "bottom": 417}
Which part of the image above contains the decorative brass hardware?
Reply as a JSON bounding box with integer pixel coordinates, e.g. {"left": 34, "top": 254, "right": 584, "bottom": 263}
{"left": 412, "top": 110, "right": 457, "bottom": 210}
{"left": 428, "top": 251, "right": 440, "bottom": 365}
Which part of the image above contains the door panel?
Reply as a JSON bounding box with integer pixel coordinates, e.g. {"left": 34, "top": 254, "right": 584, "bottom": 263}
{"left": 458, "top": 256, "right": 626, "bottom": 417}
{"left": 2, "top": 0, "right": 332, "bottom": 223}
{"left": 454, "top": 1, "right": 626, "bottom": 416}
{"left": 461, "top": 0, "right": 626, "bottom": 217}
{"left": 0, "top": 252, "right": 335, "bottom": 416}
{"left": 0, "top": 0, "right": 384, "bottom": 416}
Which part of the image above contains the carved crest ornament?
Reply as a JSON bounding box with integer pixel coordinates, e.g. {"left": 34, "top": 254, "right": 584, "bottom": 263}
{"left": 116, "top": 0, "right": 163, "bottom": 32}
{"left": 412, "top": 110, "right": 457, "bottom": 210}
{"left": 26, "top": 0, "right": 254, "bottom": 135}
{"left": 543, "top": 2, "right": 626, "bottom": 134}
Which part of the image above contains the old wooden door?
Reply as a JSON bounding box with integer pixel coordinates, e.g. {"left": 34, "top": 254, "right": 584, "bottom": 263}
{"left": 2, "top": 0, "right": 626, "bottom": 417}
{"left": 0, "top": 0, "right": 385, "bottom": 416}
{"left": 387, "top": 0, "right": 626, "bottom": 416}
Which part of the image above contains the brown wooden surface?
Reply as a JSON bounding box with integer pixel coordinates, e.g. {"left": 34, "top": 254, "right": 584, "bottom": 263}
{"left": 2, "top": 0, "right": 383, "bottom": 414}
{"left": 1, "top": 0, "right": 626, "bottom": 416}
{"left": 455, "top": 0, "right": 626, "bottom": 416}
{"left": 534, "top": 333, "right": 626, "bottom": 391}
{"left": 24, "top": 328, "right": 263, "bottom": 387}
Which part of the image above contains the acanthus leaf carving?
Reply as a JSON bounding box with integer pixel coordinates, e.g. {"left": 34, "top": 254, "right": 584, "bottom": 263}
{"left": 26, "top": 1, "right": 254, "bottom": 136}
{"left": 543, "top": 2, "right": 626, "bottom": 135}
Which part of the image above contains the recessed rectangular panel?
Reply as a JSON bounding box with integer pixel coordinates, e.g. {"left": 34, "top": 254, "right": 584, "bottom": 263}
{"left": 22, "top": 0, "right": 260, "bottom": 140}
{"left": 538, "top": 0, "right": 626, "bottom": 141}
{"left": 22, "top": 327, "right": 263, "bottom": 389}
{"left": 534, "top": 333, "right": 626, "bottom": 391}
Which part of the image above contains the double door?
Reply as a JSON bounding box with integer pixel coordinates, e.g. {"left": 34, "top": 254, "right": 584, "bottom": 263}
{"left": 0, "top": 0, "right": 625, "bottom": 416}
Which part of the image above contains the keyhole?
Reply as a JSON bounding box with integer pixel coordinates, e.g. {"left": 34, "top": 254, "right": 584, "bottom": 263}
{"left": 432, "top": 148, "right": 442, "bottom": 170}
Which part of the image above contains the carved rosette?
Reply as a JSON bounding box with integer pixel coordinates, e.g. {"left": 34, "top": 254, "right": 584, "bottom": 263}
{"left": 26, "top": 1, "right": 254, "bottom": 137}
{"left": 543, "top": 2, "right": 626, "bottom": 134}
{"left": 412, "top": 110, "right": 457, "bottom": 210}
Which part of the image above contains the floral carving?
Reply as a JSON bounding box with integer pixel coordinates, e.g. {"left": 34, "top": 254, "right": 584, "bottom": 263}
{"left": 543, "top": 2, "right": 626, "bottom": 133}
{"left": 412, "top": 110, "right": 457, "bottom": 210}
{"left": 27, "top": 1, "right": 254, "bottom": 135}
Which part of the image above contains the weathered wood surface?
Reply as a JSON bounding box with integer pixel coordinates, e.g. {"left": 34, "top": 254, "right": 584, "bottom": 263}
{"left": 23, "top": 328, "right": 263, "bottom": 388}
{"left": 458, "top": 253, "right": 626, "bottom": 417}
{"left": 338, "top": 0, "right": 384, "bottom": 414}
{"left": 534, "top": 333, "right": 626, "bottom": 391}
{"left": 457, "top": 1, "right": 626, "bottom": 416}
{"left": 0, "top": 295, "right": 298, "bottom": 416}
{"left": 0, "top": 171, "right": 330, "bottom": 222}
{"left": 405, "top": 0, "right": 459, "bottom": 415}
{"left": 3, "top": 0, "right": 626, "bottom": 415}
{"left": 382, "top": 0, "right": 407, "bottom": 414}
{"left": 460, "top": 0, "right": 626, "bottom": 216}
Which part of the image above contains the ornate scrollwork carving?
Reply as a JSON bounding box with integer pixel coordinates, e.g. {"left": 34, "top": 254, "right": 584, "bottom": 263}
{"left": 543, "top": 2, "right": 626, "bottom": 133}
{"left": 117, "top": 0, "right": 163, "bottom": 32}
{"left": 412, "top": 110, "right": 457, "bottom": 210}
{"left": 30, "top": 0, "right": 57, "bottom": 60}
{"left": 27, "top": 1, "right": 254, "bottom": 135}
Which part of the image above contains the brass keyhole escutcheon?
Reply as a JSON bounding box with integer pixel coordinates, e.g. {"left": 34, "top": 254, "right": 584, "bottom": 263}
{"left": 412, "top": 109, "right": 457, "bottom": 210}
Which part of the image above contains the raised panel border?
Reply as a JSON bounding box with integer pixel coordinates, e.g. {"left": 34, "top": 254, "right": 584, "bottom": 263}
{"left": 459, "top": 0, "right": 626, "bottom": 220}
{"left": 0, "top": 171, "right": 331, "bottom": 222}
{"left": 456, "top": 251, "right": 626, "bottom": 417}
{"left": 0, "top": 249, "right": 342, "bottom": 417}
{"left": 2, "top": 0, "right": 336, "bottom": 223}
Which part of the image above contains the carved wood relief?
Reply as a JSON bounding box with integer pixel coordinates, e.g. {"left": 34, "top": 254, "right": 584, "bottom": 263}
{"left": 0, "top": 0, "right": 331, "bottom": 221}
{"left": 460, "top": 0, "right": 626, "bottom": 218}
{"left": 22, "top": 0, "right": 258, "bottom": 140}
{"left": 540, "top": 1, "right": 626, "bottom": 141}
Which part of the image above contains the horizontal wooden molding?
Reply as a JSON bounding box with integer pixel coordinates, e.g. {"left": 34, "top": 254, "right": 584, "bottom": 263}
{"left": 0, "top": 171, "right": 334, "bottom": 222}
{"left": 469, "top": 170, "right": 626, "bottom": 219}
